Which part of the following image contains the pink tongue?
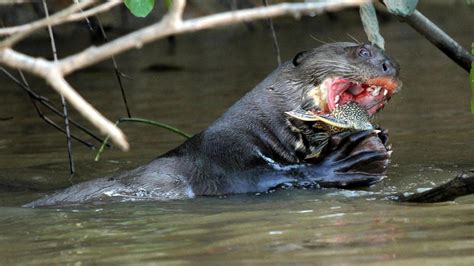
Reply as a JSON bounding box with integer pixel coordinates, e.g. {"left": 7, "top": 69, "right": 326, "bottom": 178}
{"left": 348, "top": 85, "right": 365, "bottom": 95}
{"left": 328, "top": 80, "right": 351, "bottom": 110}
{"left": 358, "top": 94, "right": 385, "bottom": 115}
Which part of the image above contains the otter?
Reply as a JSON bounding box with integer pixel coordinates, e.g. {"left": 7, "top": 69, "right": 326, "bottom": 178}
{"left": 25, "top": 42, "right": 400, "bottom": 207}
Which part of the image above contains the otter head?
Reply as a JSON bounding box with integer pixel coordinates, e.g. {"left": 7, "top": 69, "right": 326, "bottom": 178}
{"left": 290, "top": 42, "right": 401, "bottom": 115}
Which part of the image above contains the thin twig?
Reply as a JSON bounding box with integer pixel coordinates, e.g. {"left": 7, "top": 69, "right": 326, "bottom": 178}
{"left": 67, "top": 1, "right": 121, "bottom": 26}
{"left": 17, "top": 69, "right": 95, "bottom": 149}
{"left": 0, "top": 66, "right": 109, "bottom": 147}
{"left": 95, "top": 15, "right": 132, "bottom": 118}
{"left": 30, "top": 99, "right": 95, "bottom": 148}
{"left": 400, "top": 9, "right": 473, "bottom": 73}
{"left": 43, "top": 0, "right": 75, "bottom": 176}
{"left": 262, "top": 0, "right": 281, "bottom": 66}
{"left": 94, "top": 117, "right": 191, "bottom": 161}
{"left": 0, "top": 0, "right": 96, "bottom": 48}
{"left": 0, "top": 48, "right": 129, "bottom": 150}
{"left": 0, "top": 0, "right": 121, "bottom": 36}
{"left": 77, "top": 3, "right": 94, "bottom": 31}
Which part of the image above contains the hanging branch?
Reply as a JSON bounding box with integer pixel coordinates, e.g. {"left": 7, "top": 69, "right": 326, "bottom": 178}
{"left": 400, "top": 10, "right": 473, "bottom": 73}
{"left": 0, "top": 0, "right": 365, "bottom": 151}
{"left": 94, "top": 15, "right": 132, "bottom": 118}
{"left": 75, "top": 4, "right": 133, "bottom": 118}
{"left": 0, "top": 0, "right": 96, "bottom": 48}
{"left": 0, "top": 67, "right": 109, "bottom": 148}
{"left": 18, "top": 69, "right": 95, "bottom": 149}
{"left": 43, "top": 0, "right": 75, "bottom": 175}
{"left": 377, "top": 1, "right": 473, "bottom": 73}
{"left": 262, "top": 0, "right": 281, "bottom": 66}
{"left": 94, "top": 117, "right": 191, "bottom": 161}
{"left": 0, "top": 0, "right": 121, "bottom": 36}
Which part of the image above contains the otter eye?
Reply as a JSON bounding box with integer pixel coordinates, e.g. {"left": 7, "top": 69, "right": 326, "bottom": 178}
{"left": 357, "top": 47, "right": 371, "bottom": 58}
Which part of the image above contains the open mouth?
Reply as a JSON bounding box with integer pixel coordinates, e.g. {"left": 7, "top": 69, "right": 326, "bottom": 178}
{"left": 322, "top": 76, "right": 400, "bottom": 115}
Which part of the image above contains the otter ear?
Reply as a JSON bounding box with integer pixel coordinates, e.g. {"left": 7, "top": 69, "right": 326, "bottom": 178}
{"left": 292, "top": 51, "right": 307, "bottom": 67}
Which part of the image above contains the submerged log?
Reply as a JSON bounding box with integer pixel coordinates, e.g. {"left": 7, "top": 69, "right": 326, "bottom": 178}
{"left": 397, "top": 172, "right": 474, "bottom": 203}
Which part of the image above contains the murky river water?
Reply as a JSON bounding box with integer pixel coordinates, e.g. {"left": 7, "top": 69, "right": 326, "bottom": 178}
{"left": 0, "top": 3, "right": 473, "bottom": 265}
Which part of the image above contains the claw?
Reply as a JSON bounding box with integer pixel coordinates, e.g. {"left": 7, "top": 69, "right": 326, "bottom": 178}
{"left": 337, "top": 150, "right": 390, "bottom": 171}
{"left": 376, "top": 127, "right": 389, "bottom": 146}
{"left": 332, "top": 130, "right": 377, "bottom": 160}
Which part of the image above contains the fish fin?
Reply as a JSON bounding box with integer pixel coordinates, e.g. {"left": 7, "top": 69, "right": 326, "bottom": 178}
{"left": 315, "top": 114, "right": 349, "bottom": 128}
{"left": 285, "top": 107, "right": 318, "bottom": 121}
{"left": 305, "top": 138, "right": 329, "bottom": 159}
{"left": 308, "top": 132, "right": 329, "bottom": 143}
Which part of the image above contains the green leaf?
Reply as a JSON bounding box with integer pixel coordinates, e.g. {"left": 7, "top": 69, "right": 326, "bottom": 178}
{"left": 383, "top": 0, "right": 419, "bottom": 17}
{"left": 164, "top": 0, "right": 173, "bottom": 10}
{"left": 359, "top": 3, "right": 385, "bottom": 50}
{"left": 124, "top": 0, "right": 155, "bottom": 18}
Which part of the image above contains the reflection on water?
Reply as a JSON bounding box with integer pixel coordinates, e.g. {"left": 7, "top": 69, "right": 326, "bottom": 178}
{"left": 0, "top": 3, "right": 473, "bottom": 265}
{"left": 1, "top": 193, "right": 473, "bottom": 264}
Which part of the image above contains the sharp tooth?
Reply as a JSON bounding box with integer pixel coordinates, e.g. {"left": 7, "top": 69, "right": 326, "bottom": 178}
{"left": 372, "top": 86, "right": 381, "bottom": 96}
{"left": 334, "top": 95, "right": 340, "bottom": 103}
{"left": 383, "top": 89, "right": 388, "bottom": 96}
{"left": 335, "top": 103, "right": 339, "bottom": 108}
{"left": 367, "top": 87, "right": 374, "bottom": 92}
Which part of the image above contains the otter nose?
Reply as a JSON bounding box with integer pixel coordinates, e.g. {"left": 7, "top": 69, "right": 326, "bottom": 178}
{"left": 381, "top": 60, "right": 397, "bottom": 76}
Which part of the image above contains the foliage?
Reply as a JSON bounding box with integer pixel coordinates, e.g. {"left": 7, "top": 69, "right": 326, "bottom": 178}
{"left": 164, "top": 0, "right": 173, "bottom": 10}
{"left": 383, "top": 0, "right": 419, "bottom": 17}
{"left": 359, "top": 2, "right": 384, "bottom": 50}
{"left": 359, "top": 0, "right": 419, "bottom": 50}
{"left": 124, "top": 0, "right": 155, "bottom": 17}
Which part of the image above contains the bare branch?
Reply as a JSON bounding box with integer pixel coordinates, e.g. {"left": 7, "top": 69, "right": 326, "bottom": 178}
{"left": 0, "top": 48, "right": 128, "bottom": 150}
{"left": 0, "top": 0, "right": 34, "bottom": 4}
{"left": 45, "top": 69, "right": 129, "bottom": 151}
{"left": 0, "top": 66, "right": 109, "bottom": 147}
{"left": 0, "top": 0, "right": 121, "bottom": 37}
{"left": 0, "top": 0, "right": 96, "bottom": 48}
{"left": 43, "top": 0, "right": 76, "bottom": 176}
{"left": 262, "top": 0, "right": 282, "bottom": 66}
{"left": 0, "top": 0, "right": 365, "bottom": 151}
{"left": 59, "top": 0, "right": 365, "bottom": 75}
{"left": 67, "top": 1, "right": 122, "bottom": 24}
{"left": 401, "top": 10, "right": 473, "bottom": 73}
{"left": 0, "top": 48, "right": 52, "bottom": 77}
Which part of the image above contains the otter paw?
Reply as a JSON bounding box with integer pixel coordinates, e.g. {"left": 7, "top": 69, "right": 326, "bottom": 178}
{"left": 304, "top": 130, "right": 391, "bottom": 188}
